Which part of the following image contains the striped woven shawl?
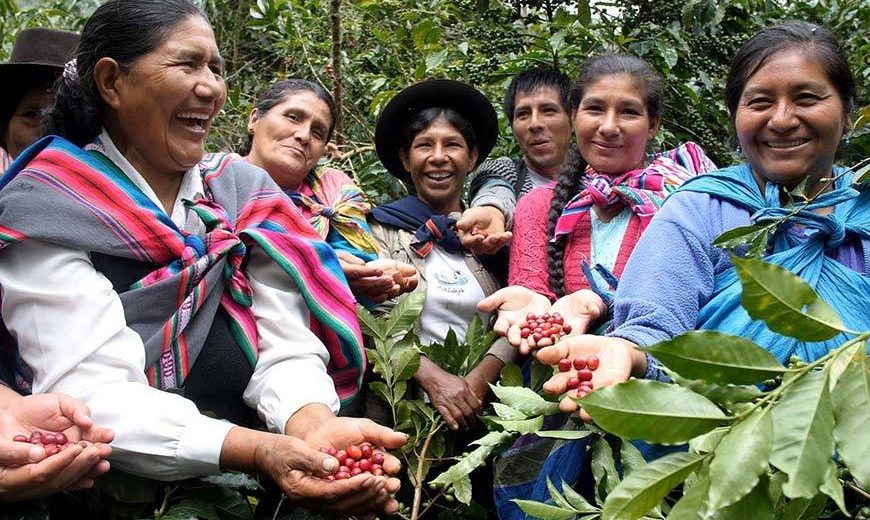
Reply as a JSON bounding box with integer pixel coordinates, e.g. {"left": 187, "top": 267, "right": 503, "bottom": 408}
{"left": 0, "top": 136, "right": 365, "bottom": 405}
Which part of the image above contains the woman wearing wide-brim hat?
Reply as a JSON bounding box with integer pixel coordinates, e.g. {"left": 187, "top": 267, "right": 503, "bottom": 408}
{"left": 0, "top": 27, "right": 79, "bottom": 169}
{"left": 368, "top": 79, "right": 519, "bottom": 431}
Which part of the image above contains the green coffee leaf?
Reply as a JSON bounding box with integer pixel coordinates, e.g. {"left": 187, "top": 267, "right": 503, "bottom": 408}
{"left": 490, "top": 384, "right": 560, "bottom": 416}
{"left": 530, "top": 358, "right": 551, "bottom": 393}
{"left": 778, "top": 494, "right": 827, "bottom": 520}
{"left": 770, "top": 370, "right": 835, "bottom": 498}
{"left": 453, "top": 474, "right": 473, "bottom": 505}
{"left": 713, "top": 225, "right": 768, "bottom": 250}
{"left": 471, "top": 431, "right": 516, "bottom": 447}
{"left": 853, "top": 160, "right": 870, "bottom": 185}
{"left": 200, "top": 472, "right": 261, "bottom": 491}
{"left": 669, "top": 371, "right": 762, "bottom": 406}
{"left": 492, "top": 402, "right": 527, "bottom": 420}
{"left": 580, "top": 379, "right": 730, "bottom": 444}
{"left": 546, "top": 477, "right": 576, "bottom": 511}
{"left": 714, "top": 473, "right": 774, "bottom": 520}
{"left": 708, "top": 409, "right": 772, "bottom": 509}
{"left": 619, "top": 440, "right": 648, "bottom": 477}
{"left": 500, "top": 363, "right": 524, "bottom": 387}
{"left": 819, "top": 461, "right": 847, "bottom": 515}
{"left": 643, "top": 331, "right": 786, "bottom": 384}
{"left": 592, "top": 436, "right": 620, "bottom": 503}
{"left": 511, "top": 500, "right": 577, "bottom": 520}
{"left": 602, "top": 452, "right": 705, "bottom": 520}
{"left": 831, "top": 356, "right": 870, "bottom": 486}
{"left": 688, "top": 427, "right": 727, "bottom": 454}
{"left": 430, "top": 443, "right": 493, "bottom": 487}
{"left": 561, "top": 479, "right": 599, "bottom": 514}
{"left": 391, "top": 346, "right": 420, "bottom": 382}
{"left": 664, "top": 469, "right": 709, "bottom": 519}
{"left": 356, "top": 304, "right": 385, "bottom": 342}
{"left": 385, "top": 292, "right": 425, "bottom": 337}
{"left": 368, "top": 381, "right": 392, "bottom": 406}
{"left": 732, "top": 255, "right": 845, "bottom": 341}
{"left": 827, "top": 340, "right": 863, "bottom": 390}
{"left": 535, "top": 429, "right": 594, "bottom": 440}
{"left": 491, "top": 415, "right": 544, "bottom": 435}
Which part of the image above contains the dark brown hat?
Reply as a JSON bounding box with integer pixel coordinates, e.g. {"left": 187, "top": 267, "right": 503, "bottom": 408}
{"left": 0, "top": 28, "right": 79, "bottom": 102}
{"left": 374, "top": 79, "right": 498, "bottom": 183}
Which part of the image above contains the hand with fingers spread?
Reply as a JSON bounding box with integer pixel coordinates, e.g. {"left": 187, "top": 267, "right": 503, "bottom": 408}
{"left": 455, "top": 206, "right": 512, "bottom": 255}
{"left": 477, "top": 286, "right": 552, "bottom": 352}
{"left": 550, "top": 290, "right": 608, "bottom": 337}
{"left": 415, "top": 358, "right": 482, "bottom": 431}
{"left": 0, "top": 389, "right": 114, "bottom": 501}
{"left": 536, "top": 335, "right": 642, "bottom": 419}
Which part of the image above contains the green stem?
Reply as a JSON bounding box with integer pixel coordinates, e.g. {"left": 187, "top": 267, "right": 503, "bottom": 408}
{"left": 411, "top": 422, "right": 443, "bottom": 520}
{"left": 735, "top": 332, "right": 870, "bottom": 421}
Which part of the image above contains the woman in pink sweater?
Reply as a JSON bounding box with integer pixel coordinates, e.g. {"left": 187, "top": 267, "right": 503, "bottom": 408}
{"left": 502, "top": 54, "right": 715, "bottom": 341}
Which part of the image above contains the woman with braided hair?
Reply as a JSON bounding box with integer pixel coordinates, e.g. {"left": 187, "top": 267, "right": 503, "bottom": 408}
{"left": 481, "top": 54, "right": 716, "bottom": 349}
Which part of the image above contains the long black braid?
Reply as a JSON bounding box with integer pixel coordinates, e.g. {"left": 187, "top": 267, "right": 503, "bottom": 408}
{"left": 546, "top": 149, "right": 586, "bottom": 297}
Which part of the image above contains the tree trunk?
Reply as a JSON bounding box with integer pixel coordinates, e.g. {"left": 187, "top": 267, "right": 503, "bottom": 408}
{"left": 330, "top": 0, "right": 344, "bottom": 142}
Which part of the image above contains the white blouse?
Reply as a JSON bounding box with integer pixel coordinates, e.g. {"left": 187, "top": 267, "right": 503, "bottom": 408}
{"left": 0, "top": 130, "right": 339, "bottom": 479}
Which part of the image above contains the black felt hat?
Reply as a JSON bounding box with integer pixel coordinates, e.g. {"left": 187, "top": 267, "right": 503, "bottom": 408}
{"left": 0, "top": 28, "right": 79, "bottom": 120}
{"left": 374, "top": 79, "right": 498, "bottom": 183}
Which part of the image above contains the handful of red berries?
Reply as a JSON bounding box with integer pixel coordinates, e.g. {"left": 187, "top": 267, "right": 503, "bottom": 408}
{"left": 320, "top": 442, "right": 387, "bottom": 480}
{"left": 13, "top": 431, "right": 73, "bottom": 456}
{"left": 557, "top": 354, "right": 600, "bottom": 397}
{"left": 518, "top": 313, "right": 572, "bottom": 347}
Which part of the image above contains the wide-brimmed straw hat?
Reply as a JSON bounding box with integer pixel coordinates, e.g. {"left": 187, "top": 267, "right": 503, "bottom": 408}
{"left": 0, "top": 28, "right": 79, "bottom": 116}
{"left": 374, "top": 79, "right": 498, "bottom": 184}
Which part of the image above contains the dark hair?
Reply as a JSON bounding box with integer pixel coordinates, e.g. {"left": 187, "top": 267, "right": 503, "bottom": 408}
{"left": 397, "top": 107, "right": 478, "bottom": 183}
{"left": 43, "top": 0, "right": 207, "bottom": 145}
{"left": 241, "top": 78, "right": 338, "bottom": 155}
{"left": 546, "top": 54, "right": 663, "bottom": 297}
{"left": 725, "top": 21, "right": 856, "bottom": 120}
{"left": 503, "top": 66, "right": 571, "bottom": 121}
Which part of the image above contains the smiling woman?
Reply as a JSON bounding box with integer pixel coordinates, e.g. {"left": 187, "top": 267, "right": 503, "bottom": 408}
{"left": 0, "top": 0, "right": 408, "bottom": 514}
{"left": 367, "top": 79, "right": 519, "bottom": 432}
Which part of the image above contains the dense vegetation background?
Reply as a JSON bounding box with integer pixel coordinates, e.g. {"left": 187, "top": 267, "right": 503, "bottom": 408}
{"left": 1, "top": 0, "right": 867, "bottom": 203}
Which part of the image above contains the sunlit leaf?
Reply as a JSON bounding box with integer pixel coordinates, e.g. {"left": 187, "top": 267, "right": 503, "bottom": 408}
{"left": 492, "top": 402, "right": 527, "bottom": 420}
{"left": 708, "top": 409, "right": 772, "bottom": 509}
{"left": 561, "top": 479, "right": 599, "bottom": 514}
{"left": 356, "top": 304, "right": 385, "bottom": 342}
{"left": 643, "top": 331, "right": 786, "bottom": 384}
{"left": 535, "top": 429, "right": 594, "bottom": 440}
{"left": 471, "top": 431, "right": 515, "bottom": 447}
{"left": 713, "top": 225, "right": 769, "bottom": 251}
{"left": 391, "top": 346, "right": 420, "bottom": 382}
{"left": 490, "top": 384, "right": 560, "bottom": 416}
{"left": 779, "top": 493, "right": 827, "bottom": 520}
{"left": 385, "top": 292, "right": 425, "bottom": 338}
{"left": 430, "top": 443, "right": 494, "bottom": 487}
{"left": 831, "top": 356, "right": 870, "bottom": 486}
{"left": 500, "top": 363, "right": 524, "bottom": 387}
{"left": 453, "top": 474, "right": 473, "bottom": 505}
{"left": 819, "top": 461, "right": 847, "bottom": 515}
{"left": 491, "top": 415, "right": 544, "bottom": 434}
{"left": 732, "top": 255, "right": 845, "bottom": 341}
{"left": 580, "top": 380, "right": 730, "bottom": 444}
{"left": 770, "top": 370, "right": 835, "bottom": 499}
{"left": 512, "top": 500, "right": 577, "bottom": 520}
{"left": 602, "top": 452, "right": 705, "bottom": 520}
{"left": 669, "top": 371, "right": 762, "bottom": 406}
{"left": 664, "top": 468, "right": 709, "bottom": 519}
{"left": 619, "top": 440, "right": 648, "bottom": 477}
{"left": 546, "top": 477, "right": 576, "bottom": 511}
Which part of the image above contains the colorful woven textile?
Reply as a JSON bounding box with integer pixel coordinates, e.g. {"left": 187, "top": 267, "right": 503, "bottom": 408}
{"left": 0, "top": 136, "right": 365, "bottom": 404}
{"left": 553, "top": 141, "right": 713, "bottom": 239}
{"left": 287, "top": 167, "right": 379, "bottom": 255}
{"left": 370, "top": 196, "right": 463, "bottom": 257}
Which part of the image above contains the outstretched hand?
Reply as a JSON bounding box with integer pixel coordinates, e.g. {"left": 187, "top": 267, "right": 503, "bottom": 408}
{"left": 536, "top": 335, "right": 638, "bottom": 419}
{"left": 0, "top": 391, "right": 113, "bottom": 501}
{"left": 549, "top": 290, "right": 607, "bottom": 336}
{"left": 455, "top": 206, "right": 512, "bottom": 255}
{"left": 477, "top": 286, "right": 552, "bottom": 353}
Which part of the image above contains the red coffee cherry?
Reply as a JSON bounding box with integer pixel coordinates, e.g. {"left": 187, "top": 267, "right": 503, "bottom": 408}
{"left": 371, "top": 451, "right": 385, "bottom": 465}
{"left": 566, "top": 377, "right": 580, "bottom": 390}
{"left": 360, "top": 443, "right": 373, "bottom": 459}
{"left": 577, "top": 369, "right": 593, "bottom": 382}
{"left": 572, "top": 358, "right": 586, "bottom": 370}
{"left": 587, "top": 355, "right": 600, "bottom": 371}
{"left": 558, "top": 358, "right": 572, "bottom": 372}
{"left": 346, "top": 444, "right": 363, "bottom": 461}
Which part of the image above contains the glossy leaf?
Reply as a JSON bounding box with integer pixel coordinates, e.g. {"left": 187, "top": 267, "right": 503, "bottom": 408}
{"left": 453, "top": 474, "right": 473, "bottom": 505}
{"left": 385, "top": 292, "right": 425, "bottom": 338}
{"left": 391, "top": 346, "right": 420, "bottom": 382}
{"left": 471, "top": 431, "right": 516, "bottom": 447}
{"left": 492, "top": 415, "right": 545, "bottom": 434}
{"left": 664, "top": 470, "right": 709, "bottom": 519}
{"left": 546, "top": 477, "right": 576, "bottom": 511}
{"left": 708, "top": 409, "right": 772, "bottom": 509}
{"left": 592, "top": 436, "right": 620, "bottom": 503}
{"left": 535, "top": 429, "right": 595, "bottom": 440}
{"left": 619, "top": 440, "right": 648, "bottom": 477}
{"left": 770, "top": 370, "right": 835, "bottom": 498}
{"left": 714, "top": 473, "right": 774, "bottom": 520}
{"left": 831, "top": 356, "right": 870, "bottom": 486}
{"left": 819, "top": 461, "right": 847, "bottom": 515}
{"left": 732, "top": 255, "right": 844, "bottom": 341}
{"left": 490, "top": 384, "right": 560, "bottom": 417}
{"left": 713, "top": 225, "right": 768, "bottom": 250}
{"left": 561, "top": 478, "right": 599, "bottom": 514}
{"left": 602, "top": 452, "right": 705, "bottom": 520}
{"left": 779, "top": 494, "right": 827, "bottom": 520}
{"left": 500, "top": 363, "right": 524, "bottom": 387}
{"left": 430, "top": 443, "right": 493, "bottom": 487}
{"left": 580, "top": 379, "right": 730, "bottom": 444}
{"left": 670, "top": 371, "right": 762, "bottom": 406}
{"left": 511, "top": 500, "right": 577, "bottom": 520}
{"left": 356, "top": 304, "right": 385, "bottom": 342}
{"left": 643, "top": 331, "right": 786, "bottom": 384}
{"left": 492, "top": 402, "right": 527, "bottom": 420}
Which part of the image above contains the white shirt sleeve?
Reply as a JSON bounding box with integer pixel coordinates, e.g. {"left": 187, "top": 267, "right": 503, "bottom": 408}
{"left": 0, "top": 240, "right": 232, "bottom": 480}
{"left": 244, "top": 247, "right": 340, "bottom": 434}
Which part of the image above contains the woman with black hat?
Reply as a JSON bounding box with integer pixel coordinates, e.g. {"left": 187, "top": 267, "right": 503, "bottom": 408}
{"left": 369, "top": 79, "right": 517, "bottom": 431}
{"left": 0, "top": 27, "right": 79, "bottom": 170}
